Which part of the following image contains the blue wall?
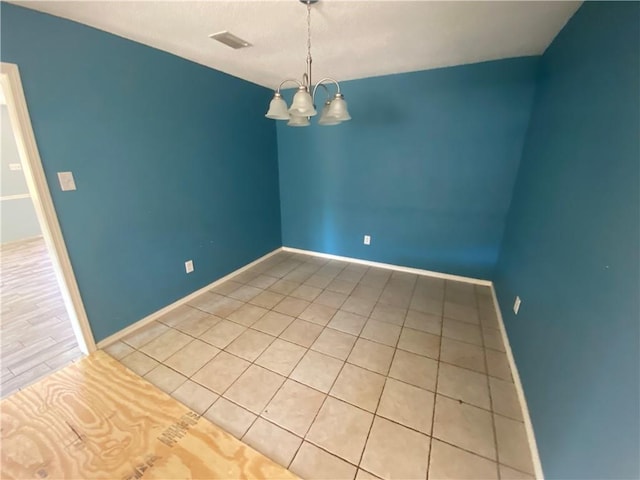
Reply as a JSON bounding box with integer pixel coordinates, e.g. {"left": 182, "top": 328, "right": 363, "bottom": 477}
{"left": 494, "top": 2, "right": 639, "bottom": 478}
{"left": 277, "top": 58, "right": 538, "bottom": 279}
{"left": 1, "top": 4, "right": 281, "bottom": 341}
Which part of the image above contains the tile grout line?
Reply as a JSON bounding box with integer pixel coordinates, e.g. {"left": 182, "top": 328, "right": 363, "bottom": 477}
{"left": 88, "top": 301, "right": 365, "bottom": 468}
{"left": 122, "top": 257, "right": 450, "bottom": 382}
{"left": 284, "top": 260, "right": 361, "bottom": 473}
{"left": 425, "top": 280, "right": 446, "bottom": 480}
{"left": 120, "top": 289, "right": 520, "bottom": 419}
{"left": 129, "top": 255, "right": 315, "bottom": 359}
{"left": 122, "top": 252, "right": 482, "bottom": 359}
{"left": 195, "top": 327, "right": 285, "bottom": 436}
{"left": 236, "top": 365, "right": 302, "bottom": 451}
{"left": 230, "top": 268, "right": 343, "bottom": 452}
{"left": 135, "top": 290, "right": 501, "bottom": 368}
{"left": 127, "top": 255, "right": 336, "bottom": 402}
{"left": 111, "top": 252, "right": 525, "bottom": 477}
{"left": 135, "top": 256, "right": 519, "bottom": 470}
{"left": 245, "top": 364, "right": 513, "bottom": 466}
{"left": 478, "top": 286, "right": 502, "bottom": 479}
{"left": 129, "top": 261, "right": 521, "bottom": 471}
{"left": 136, "top": 328, "right": 524, "bottom": 450}
{"left": 352, "top": 269, "right": 396, "bottom": 474}
{"left": 297, "top": 308, "right": 395, "bottom": 474}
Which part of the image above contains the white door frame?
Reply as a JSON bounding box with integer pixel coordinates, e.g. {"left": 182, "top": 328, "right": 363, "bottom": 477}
{"left": 1, "top": 62, "right": 96, "bottom": 354}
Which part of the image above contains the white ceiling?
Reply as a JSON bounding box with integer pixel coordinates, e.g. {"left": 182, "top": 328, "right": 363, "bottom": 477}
{"left": 13, "top": 1, "right": 581, "bottom": 89}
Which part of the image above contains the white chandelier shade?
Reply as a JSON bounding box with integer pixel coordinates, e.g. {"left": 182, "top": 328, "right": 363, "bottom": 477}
{"left": 317, "top": 101, "right": 341, "bottom": 126}
{"left": 325, "top": 94, "right": 351, "bottom": 122}
{"left": 287, "top": 115, "right": 311, "bottom": 127}
{"left": 289, "top": 87, "right": 317, "bottom": 117}
{"left": 264, "top": 0, "right": 351, "bottom": 127}
{"left": 265, "top": 93, "right": 290, "bottom": 120}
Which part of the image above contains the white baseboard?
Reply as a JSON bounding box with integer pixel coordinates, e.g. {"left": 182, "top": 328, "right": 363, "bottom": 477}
{"left": 97, "top": 247, "right": 283, "bottom": 348}
{"left": 490, "top": 285, "right": 544, "bottom": 479}
{"left": 282, "top": 246, "right": 492, "bottom": 286}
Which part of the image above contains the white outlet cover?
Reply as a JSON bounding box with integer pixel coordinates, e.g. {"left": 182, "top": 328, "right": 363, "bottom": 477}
{"left": 513, "top": 296, "right": 521, "bottom": 315}
{"left": 8, "top": 163, "right": 22, "bottom": 171}
{"left": 364, "top": 235, "right": 371, "bottom": 245}
{"left": 57, "top": 171, "right": 76, "bottom": 191}
{"left": 185, "top": 260, "right": 194, "bottom": 273}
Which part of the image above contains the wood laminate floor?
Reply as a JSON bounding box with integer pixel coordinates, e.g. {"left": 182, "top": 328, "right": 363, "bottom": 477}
{"left": 1, "top": 236, "right": 82, "bottom": 398}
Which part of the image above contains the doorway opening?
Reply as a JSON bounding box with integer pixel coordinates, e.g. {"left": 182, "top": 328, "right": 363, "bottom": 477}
{"left": 1, "top": 63, "right": 95, "bottom": 397}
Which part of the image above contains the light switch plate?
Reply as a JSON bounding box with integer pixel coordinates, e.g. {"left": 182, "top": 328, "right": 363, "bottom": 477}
{"left": 513, "top": 296, "right": 521, "bottom": 315}
{"left": 185, "top": 260, "right": 194, "bottom": 273}
{"left": 57, "top": 171, "right": 76, "bottom": 191}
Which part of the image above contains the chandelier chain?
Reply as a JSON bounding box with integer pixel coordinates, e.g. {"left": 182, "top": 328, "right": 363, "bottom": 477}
{"left": 307, "top": 1, "right": 312, "bottom": 62}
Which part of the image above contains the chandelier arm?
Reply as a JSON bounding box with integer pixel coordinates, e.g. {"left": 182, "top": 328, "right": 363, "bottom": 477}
{"left": 311, "top": 82, "right": 330, "bottom": 103}
{"left": 277, "top": 79, "right": 303, "bottom": 93}
{"left": 311, "top": 77, "right": 342, "bottom": 102}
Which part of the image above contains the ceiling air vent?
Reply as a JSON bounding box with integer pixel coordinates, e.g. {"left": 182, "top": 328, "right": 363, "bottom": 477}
{"left": 209, "top": 31, "right": 251, "bottom": 49}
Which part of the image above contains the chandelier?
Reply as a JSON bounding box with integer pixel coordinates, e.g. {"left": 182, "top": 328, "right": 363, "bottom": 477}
{"left": 265, "top": 0, "right": 351, "bottom": 127}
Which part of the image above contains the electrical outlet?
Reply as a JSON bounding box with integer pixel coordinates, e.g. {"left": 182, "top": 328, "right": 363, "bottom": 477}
{"left": 363, "top": 235, "right": 371, "bottom": 245}
{"left": 185, "top": 260, "right": 194, "bottom": 273}
{"left": 513, "top": 296, "right": 521, "bottom": 315}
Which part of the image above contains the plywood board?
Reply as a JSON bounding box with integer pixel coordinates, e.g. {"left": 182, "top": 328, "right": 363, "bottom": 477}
{"left": 0, "top": 350, "right": 298, "bottom": 479}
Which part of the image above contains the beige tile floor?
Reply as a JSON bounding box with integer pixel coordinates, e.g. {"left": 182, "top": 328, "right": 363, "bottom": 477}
{"left": 105, "top": 251, "right": 535, "bottom": 480}
{"left": 1, "top": 237, "right": 82, "bottom": 398}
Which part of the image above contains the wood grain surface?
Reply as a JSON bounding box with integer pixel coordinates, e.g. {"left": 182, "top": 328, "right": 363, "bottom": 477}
{"left": 0, "top": 350, "right": 298, "bottom": 479}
